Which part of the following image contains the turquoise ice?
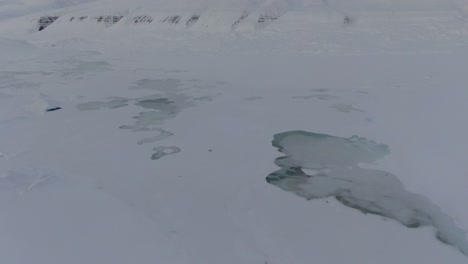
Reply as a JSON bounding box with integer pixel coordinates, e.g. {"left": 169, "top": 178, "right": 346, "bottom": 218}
{"left": 267, "top": 131, "right": 468, "bottom": 257}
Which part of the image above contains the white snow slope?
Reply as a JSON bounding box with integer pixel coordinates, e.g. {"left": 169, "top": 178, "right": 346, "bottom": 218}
{"left": 1, "top": 0, "right": 468, "bottom": 264}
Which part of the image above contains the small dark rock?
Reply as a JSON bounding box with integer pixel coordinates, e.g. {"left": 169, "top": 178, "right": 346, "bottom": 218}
{"left": 344, "top": 16, "right": 353, "bottom": 24}
{"left": 46, "top": 107, "right": 62, "bottom": 112}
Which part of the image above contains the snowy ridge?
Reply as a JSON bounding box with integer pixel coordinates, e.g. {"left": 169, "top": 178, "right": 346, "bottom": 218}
{"left": 30, "top": 0, "right": 306, "bottom": 32}
{"left": 3, "top": 0, "right": 468, "bottom": 33}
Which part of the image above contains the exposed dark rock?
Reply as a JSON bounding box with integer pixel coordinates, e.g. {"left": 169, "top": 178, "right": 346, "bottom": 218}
{"left": 69, "top": 16, "right": 84, "bottom": 22}
{"left": 258, "top": 15, "right": 278, "bottom": 24}
{"left": 344, "top": 16, "right": 353, "bottom": 24}
{"left": 186, "top": 15, "right": 200, "bottom": 27}
{"left": 232, "top": 11, "right": 249, "bottom": 30}
{"left": 37, "top": 13, "right": 282, "bottom": 31}
{"left": 94, "top": 16, "right": 123, "bottom": 24}
{"left": 162, "top": 15, "right": 181, "bottom": 24}
{"left": 46, "top": 107, "right": 62, "bottom": 112}
{"left": 68, "top": 16, "right": 122, "bottom": 24}
{"left": 38, "top": 16, "right": 59, "bottom": 31}
{"left": 133, "top": 15, "right": 154, "bottom": 23}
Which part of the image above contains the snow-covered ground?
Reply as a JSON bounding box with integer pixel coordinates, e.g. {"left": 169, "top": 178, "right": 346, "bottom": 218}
{"left": 1, "top": 1, "right": 468, "bottom": 263}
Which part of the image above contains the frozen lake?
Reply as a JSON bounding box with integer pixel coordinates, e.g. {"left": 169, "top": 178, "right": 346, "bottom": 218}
{"left": 1, "top": 2, "right": 468, "bottom": 263}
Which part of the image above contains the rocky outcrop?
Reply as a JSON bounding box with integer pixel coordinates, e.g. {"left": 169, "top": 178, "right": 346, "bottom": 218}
{"left": 258, "top": 15, "right": 278, "bottom": 24}
{"left": 36, "top": 12, "right": 282, "bottom": 32}
{"left": 68, "top": 15, "right": 123, "bottom": 25}
{"left": 38, "top": 16, "right": 59, "bottom": 31}
{"left": 95, "top": 16, "right": 123, "bottom": 24}
{"left": 186, "top": 15, "right": 200, "bottom": 27}
{"left": 232, "top": 11, "right": 249, "bottom": 30}
{"left": 133, "top": 15, "right": 154, "bottom": 23}
{"left": 162, "top": 15, "right": 181, "bottom": 24}
{"left": 69, "top": 16, "right": 88, "bottom": 21}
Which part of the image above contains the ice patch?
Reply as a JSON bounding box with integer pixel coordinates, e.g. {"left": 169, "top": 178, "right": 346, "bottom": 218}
{"left": 121, "top": 94, "right": 195, "bottom": 132}
{"left": 76, "top": 78, "right": 216, "bottom": 160}
{"left": 61, "top": 61, "right": 112, "bottom": 78}
{"left": 193, "top": 96, "right": 214, "bottom": 102}
{"left": 330, "top": 103, "right": 364, "bottom": 113}
{"left": 266, "top": 131, "right": 468, "bottom": 257}
{"left": 137, "top": 129, "right": 173, "bottom": 145}
{"left": 292, "top": 94, "right": 339, "bottom": 100}
{"left": 77, "top": 97, "right": 129, "bottom": 110}
{"left": 151, "top": 146, "right": 181, "bottom": 160}
{"left": 129, "top": 78, "right": 182, "bottom": 90}
{"left": 136, "top": 98, "right": 178, "bottom": 111}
